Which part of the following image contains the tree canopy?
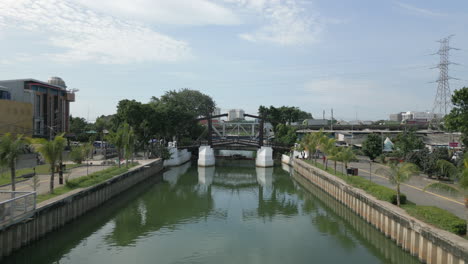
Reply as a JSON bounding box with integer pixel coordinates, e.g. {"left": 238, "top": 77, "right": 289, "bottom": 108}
{"left": 258, "top": 105, "right": 312, "bottom": 131}
{"left": 362, "top": 134, "right": 383, "bottom": 161}
{"left": 445, "top": 87, "right": 468, "bottom": 147}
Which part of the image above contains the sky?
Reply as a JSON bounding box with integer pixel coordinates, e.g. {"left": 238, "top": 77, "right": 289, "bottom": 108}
{"left": 0, "top": 0, "right": 467, "bottom": 121}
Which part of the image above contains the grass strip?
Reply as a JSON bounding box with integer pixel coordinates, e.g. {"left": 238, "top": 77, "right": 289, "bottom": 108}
{"left": 402, "top": 204, "right": 466, "bottom": 235}
{"left": 305, "top": 160, "right": 406, "bottom": 205}
{"left": 303, "top": 160, "right": 466, "bottom": 236}
{"left": 0, "top": 164, "right": 80, "bottom": 186}
{"left": 37, "top": 164, "right": 137, "bottom": 203}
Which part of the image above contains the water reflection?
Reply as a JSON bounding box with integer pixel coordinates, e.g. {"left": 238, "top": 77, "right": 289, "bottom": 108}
{"left": 3, "top": 161, "right": 420, "bottom": 264}
{"left": 163, "top": 161, "right": 191, "bottom": 186}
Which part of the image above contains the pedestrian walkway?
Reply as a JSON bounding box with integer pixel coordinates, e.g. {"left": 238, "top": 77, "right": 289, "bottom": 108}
{"left": 313, "top": 157, "right": 466, "bottom": 219}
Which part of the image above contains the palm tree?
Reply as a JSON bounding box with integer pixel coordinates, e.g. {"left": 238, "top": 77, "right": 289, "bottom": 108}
{"left": 300, "top": 130, "right": 324, "bottom": 164}
{"left": 319, "top": 137, "right": 336, "bottom": 170}
{"left": 327, "top": 147, "right": 341, "bottom": 174}
{"left": 0, "top": 133, "right": 25, "bottom": 191}
{"left": 338, "top": 147, "right": 356, "bottom": 176}
{"left": 376, "top": 162, "right": 419, "bottom": 206}
{"left": 30, "top": 134, "right": 66, "bottom": 194}
{"left": 436, "top": 159, "right": 457, "bottom": 179}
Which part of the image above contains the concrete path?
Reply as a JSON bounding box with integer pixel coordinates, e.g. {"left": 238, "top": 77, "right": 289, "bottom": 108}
{"left": 312, "top": 157, "right": 466, "bottom": 219}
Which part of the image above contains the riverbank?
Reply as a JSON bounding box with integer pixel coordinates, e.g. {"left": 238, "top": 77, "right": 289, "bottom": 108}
{"left": 0, "top": 159, "right": 163, "bottom": 260}
{"left": 293, "top": 158, "right": 468, "bottom": 263}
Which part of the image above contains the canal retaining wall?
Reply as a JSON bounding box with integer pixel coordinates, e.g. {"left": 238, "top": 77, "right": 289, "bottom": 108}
{"left": 293, "top": 158, "right": 468, "bottom": 264}
{"left": 0, "top": 159, "right": 163, "bottom": 260}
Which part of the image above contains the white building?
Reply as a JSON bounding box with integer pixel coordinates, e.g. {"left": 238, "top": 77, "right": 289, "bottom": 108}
{"left": 401, "top": 111, "right": 440, "bottom": 122}
{"left": 228, "top": 109, "right": 245, "bottom": 121}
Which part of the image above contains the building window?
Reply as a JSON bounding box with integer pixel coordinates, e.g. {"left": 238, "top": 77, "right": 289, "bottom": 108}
{"left": 35, "top": 94, "right": 41, "bottom": 117}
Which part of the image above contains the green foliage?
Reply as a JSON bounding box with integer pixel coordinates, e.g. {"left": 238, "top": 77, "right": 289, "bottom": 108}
{"left": 274, "top": 124, "right": 297, "bottom": 145}
{"left": 402, "top": 204, "right": 466, "bottom": 235}
{"left": 337, "top": 147, "right": 356, "bottom": 170}
{"left": 362, "top": 133, "right": 383, "bottom": 161}
{"left": 0, "top": 133, "right": 25, "bottom": 191}
{"left": 308, "top": 161, "right": 406, "bottom": 205}
{"left": 436, "top": 159, "right": 458, "bottom": 179}
{"left": 38, "top": 164, "right": 136, "bottom": 203}
{"left": 445, "top": 87, "right": 468, "bottom": 147}
{"left": 69, "top": 116, "right": 96, "bottom": 142}
{"left": 30, "top": 134, "right": 67, "bottom": 193}
{"left": 69, "top": 144, "right": 92, "bottom": 164}
{"left": 375, "top": 162, "right": 419, "bottom": 206}
{"left": 258, "top": 105, "right": 312, "bottom": 131}
{"left": 394, "top": 130, "right": 424, "bottom": 158}
{"left": 65, "top": 166, "right": 130, "bottom": 189}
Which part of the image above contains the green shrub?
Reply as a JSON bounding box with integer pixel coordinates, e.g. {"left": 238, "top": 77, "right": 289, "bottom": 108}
{"left": 402, "top": 204, "right": 466, "bottom": 235}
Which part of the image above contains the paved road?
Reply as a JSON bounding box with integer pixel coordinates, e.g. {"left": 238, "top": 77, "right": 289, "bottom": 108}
{"left": 315, "top": 157, "right": 466, "bottom": 219}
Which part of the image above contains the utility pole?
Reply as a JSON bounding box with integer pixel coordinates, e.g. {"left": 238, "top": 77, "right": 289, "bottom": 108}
{"left": 331, "top": 108, "right": 334, "bottom": 130}
{"left": 431, "top": 35, "right": 459, "bottom": 129}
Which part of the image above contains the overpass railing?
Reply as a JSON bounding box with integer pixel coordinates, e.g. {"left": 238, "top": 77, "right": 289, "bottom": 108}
{"left": 0, "top": 191, "right": 36, "bottom": 230}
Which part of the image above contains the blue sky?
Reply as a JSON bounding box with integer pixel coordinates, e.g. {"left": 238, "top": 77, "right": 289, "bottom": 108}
{"left": 0, "top": 0, "right": 467, "bottom": 121}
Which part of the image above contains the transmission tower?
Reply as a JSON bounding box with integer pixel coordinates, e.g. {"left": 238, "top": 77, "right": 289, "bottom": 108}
{"left": 431, "top": 35, "right": 459, "bottom": 123}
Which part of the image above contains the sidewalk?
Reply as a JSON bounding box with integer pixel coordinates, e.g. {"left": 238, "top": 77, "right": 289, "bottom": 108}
{"left": 0, "top": 164, "right": 112, "bottom": 195}
{"left": 311, "top": 157, "right": 466, "bottom": 219}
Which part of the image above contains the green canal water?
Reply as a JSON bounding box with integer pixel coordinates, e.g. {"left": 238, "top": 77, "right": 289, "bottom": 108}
{"left": 4, "top": 160, "right": 419, "bottom": 264}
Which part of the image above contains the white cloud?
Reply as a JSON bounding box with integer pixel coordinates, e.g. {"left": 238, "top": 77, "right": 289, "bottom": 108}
{"left": 229, "top": 0, "right": 323, "bottom": 45}
{"left": 75, "top": 0, "right": 240, "bottom": 26}
{"left": 396, "top": 2, "right": 446, "bottom": 17}
{"left": 0, "top": 0, "right": 192, "bottom": 64}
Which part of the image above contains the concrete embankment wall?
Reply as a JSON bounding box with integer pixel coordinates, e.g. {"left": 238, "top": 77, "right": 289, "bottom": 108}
{"left": 0, "top": 159, "right": 163, "bottom": 259}
{"left": 293, "top": 159, "right": 468, "bottom": 264}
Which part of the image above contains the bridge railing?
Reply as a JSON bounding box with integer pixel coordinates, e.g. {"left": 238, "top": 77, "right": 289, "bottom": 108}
{"left": 0, "top": 191, "right": 36, "bottom": 230}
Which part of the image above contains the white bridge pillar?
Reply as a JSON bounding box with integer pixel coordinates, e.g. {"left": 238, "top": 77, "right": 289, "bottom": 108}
{"left": 256, "top": 146, "right": 274, "bottom": 167}
{"left": 198, "top": 146, "right": 215, "bottom": 167}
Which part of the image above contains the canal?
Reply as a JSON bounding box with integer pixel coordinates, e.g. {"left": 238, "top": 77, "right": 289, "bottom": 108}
{"left": 4, "top": 160, "right": 419, "bottom": 264}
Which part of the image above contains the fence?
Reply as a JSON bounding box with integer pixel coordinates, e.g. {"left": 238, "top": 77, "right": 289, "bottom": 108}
{"left": 0, "top": 191, "right": 36, "bottom": 229}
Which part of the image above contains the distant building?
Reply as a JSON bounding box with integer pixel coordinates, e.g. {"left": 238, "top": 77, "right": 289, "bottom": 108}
{"left": 228, "top": 109, "right": 245, "bottom": 121}
{"left": 389, "top": 112, "right": 403, "bottom": 122}
{"left": 0, "top": 77, "right": 75, "bottom": 138}
{"left": 401, "top": 111, "right": 440, "bottom": 123}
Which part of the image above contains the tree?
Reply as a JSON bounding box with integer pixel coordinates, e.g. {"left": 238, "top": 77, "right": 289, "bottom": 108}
{"left": 108, "top": 124, "right": 129, "bottom": 168}
{"left": 274, "top": 124, "right": 297, "bottom": 145}
{"left": 258, "top": 105, "right": 312, "bottom": 131}
{"left": 362, "top": 134, "right": 383, "bottom": 161}
{"left": 69, "top": 116, "right": 95, "bottom": 142}
{"left": 300, "top": 130, "right": 324, "bottom": 163}
{"left": 150, "top": 89, "right": 215, "bottom": 140}
{"left": 337, "top": 148, "right": 356, "bottom": 175}
{"left": 422, "top": 148, "right": 451, "bottom": 177}
{"left": 328, "top": 147, "right": 341, "bottom": 174}
{"left": 436, "top": 160, "right": 457, "bottom": 179}
{"left": 319, "top": 137, "right": 336, "bottom": 170}
{"left": 30, "top": 134, "right": 66, "bottom": 194}
{"left": 124, "top": 126, "right": 135, "bottom": 167}
{"left": 394, "top": 130, "right": 424, "bottom": 158}
{"left": 376, "top": 162, "right": 419, "bottom": 206}
{"left": 0, "top": 133, "right": 25, "bottom": 191}
{"left": 445, "top": 87, "right": 468, "bottom": 147}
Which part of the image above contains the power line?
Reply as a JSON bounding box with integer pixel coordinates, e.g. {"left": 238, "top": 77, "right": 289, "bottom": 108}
{"left": 431, "top": 35, "right": 459, "bottom": 121}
